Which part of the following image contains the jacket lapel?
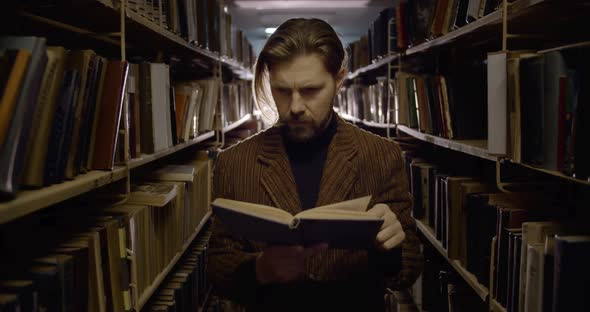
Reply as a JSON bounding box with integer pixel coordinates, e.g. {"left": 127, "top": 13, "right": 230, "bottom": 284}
{"left": 316, "top": 117, "right": 359, "bottom": 207}
{"left": 257, "top": 127, "right": 301, "bottom": 215}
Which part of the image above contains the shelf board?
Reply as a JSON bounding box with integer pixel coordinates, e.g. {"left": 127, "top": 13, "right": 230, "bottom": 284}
{"left": 346, "top": 53, "right": 399, "bottom": 80}
{"left": 490, "top": 298, "right": 507, "bottom": 312}
{"left": 137, "top": 210, "right": 212, "bottom": 311}
{"left": 29, "top": 0, "right": 252, "bottom": 77}
{"left": 339, "top": 112, "right": 362, "bottom": 124}
{"left": 129, "top": 131, "right": 215, "bottom": 169}
{"left": 510, "top": 161, "right": 590, "bottom": 186}
{"left": 0, "top": 167, "right": 127, "bottom": 224}
{"left": 361, "top": 120, "right": 396, "bottom": 129}
{"left": 405, "top": 0, "right": 546, "bottom": 56}
{"left": 397, "top": 125, "right": 497, "bottom": 161}
{"left": 222, "top": 114, "right": 252, "bottom": 133}
{"left": 416, "top": 220, "right": 490, "bottom": 302}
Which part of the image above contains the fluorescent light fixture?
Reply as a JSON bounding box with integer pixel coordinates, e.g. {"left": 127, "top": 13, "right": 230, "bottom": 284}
{"left": 235, "top": 0, "right": 369, "bottom": 10}
{"left": 265, "top": 27, "right": 277, "bottom": 34}
{"left": 224, "top": 5, "right": 229, "bottom": 13}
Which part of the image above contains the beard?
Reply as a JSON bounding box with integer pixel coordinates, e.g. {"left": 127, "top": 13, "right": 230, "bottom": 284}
{"left": 281, "top": 111, "right": 333, "bottom": 143}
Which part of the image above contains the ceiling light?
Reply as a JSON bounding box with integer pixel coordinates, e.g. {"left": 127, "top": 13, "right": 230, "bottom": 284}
{"left": 235, "top": 0, "right": 370, "bottom": 10}
{"left": 265, "top": 27, "right": 277, "bottom": 34}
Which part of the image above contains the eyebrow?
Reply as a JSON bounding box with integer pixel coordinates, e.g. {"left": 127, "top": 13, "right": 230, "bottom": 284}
{"left": 271, "top": 82, "right": 325, "bottom": 89}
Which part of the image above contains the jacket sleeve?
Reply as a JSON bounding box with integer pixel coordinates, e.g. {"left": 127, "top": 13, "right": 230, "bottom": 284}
{"left": 207, "top": 152, "right": 261, "bottom": 305}
{"left": 371, "top": 140, "right": 424, "bottom": 290}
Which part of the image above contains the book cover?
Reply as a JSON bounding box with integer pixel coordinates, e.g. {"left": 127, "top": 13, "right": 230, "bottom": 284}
{"left": 91, "top": 60, "right": 129, "bottom": 170}
{"left": 0, "top": 36, "right": 47, "bottom": 198}
{"left": 552, "top": 236, "right": 590, "bottom": 312}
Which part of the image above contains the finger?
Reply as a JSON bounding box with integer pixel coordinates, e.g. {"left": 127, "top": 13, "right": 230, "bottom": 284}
{"left": 376, "top": 226, "right": 396, "bottom": 244}
{"left": 383, "top": 231, "right": 406, "bottom": 250}
{"left": 367, "top": 204, "right": 388, "bottom": 218}
{"left": 376, "top": 221, "right": 402, "bottom": 243}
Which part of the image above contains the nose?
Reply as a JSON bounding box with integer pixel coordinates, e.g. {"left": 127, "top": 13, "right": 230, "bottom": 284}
{"left": 290, "top": 92, "right": 305, "bottom": 117}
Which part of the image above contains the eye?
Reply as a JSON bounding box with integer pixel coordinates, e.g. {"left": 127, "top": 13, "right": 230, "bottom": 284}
{"left": 275, "top": 87, "right": 290, "bottom": 95}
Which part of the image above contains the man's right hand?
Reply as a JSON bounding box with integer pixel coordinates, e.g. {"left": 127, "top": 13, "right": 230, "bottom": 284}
{"left": 255, "top": 243, "right": 328, "bottom": 285}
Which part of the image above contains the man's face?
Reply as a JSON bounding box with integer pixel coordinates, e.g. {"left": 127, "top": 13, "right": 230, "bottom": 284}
{"left": 269, "top": 53, "right": 343, "bottom": 143}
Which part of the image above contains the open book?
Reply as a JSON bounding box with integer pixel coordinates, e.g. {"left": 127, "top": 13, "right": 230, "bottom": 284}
{"left": 211, "top": 196, "right": 383, "bottom": 249}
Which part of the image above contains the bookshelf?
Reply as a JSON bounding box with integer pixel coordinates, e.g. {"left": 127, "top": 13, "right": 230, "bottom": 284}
{"left": 0, "top": 167, "right": 127, "bottom": 224}
{"left": 129, "top": 131, "right": 216, "bottom": 169}
{"left": 341, "top": 1, "right": 590, "bottom": 311}
{"left": 0, "top": 0, "right": 257, "bottom": 310}
{"left": 404, "top": 0, "right": 543, "bottom": 56}
{"left": 416, "top": 220, "right": 490, "bottom": 302}
{"left": 361, "top": 120, "right": 397, "bottom": 129}
{"left": 340, "top": 112, "right": 362, "bottom": 124}
{"left": 222, "top": 113, "right": 253, "bottom": 133}
{"left": 137, "top": 210, "right": 212, "bottom": 311}
{"left": 21, "top": 0, "right": 252, "bottom": 76}
{"left": 397, "top": 125, "right": 496, "bottom": 162}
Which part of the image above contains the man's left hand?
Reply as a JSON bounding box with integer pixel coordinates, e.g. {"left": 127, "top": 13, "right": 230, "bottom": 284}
{"left": 367, "top": 204, "right": 406, "bottom": 250}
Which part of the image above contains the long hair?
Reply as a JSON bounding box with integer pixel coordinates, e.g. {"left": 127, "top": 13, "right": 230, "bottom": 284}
{"left": 252, "top": 18, "right": 348, "bottom": 122}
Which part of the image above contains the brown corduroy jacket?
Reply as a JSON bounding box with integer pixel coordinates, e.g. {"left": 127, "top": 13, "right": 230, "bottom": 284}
{"left": 208, "top": 116, "right": 423, "bottom": 310}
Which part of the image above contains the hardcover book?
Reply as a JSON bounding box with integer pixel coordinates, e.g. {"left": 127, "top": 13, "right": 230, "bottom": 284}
{"left": 212, "top": 196, "right": 383, "bottom": 248}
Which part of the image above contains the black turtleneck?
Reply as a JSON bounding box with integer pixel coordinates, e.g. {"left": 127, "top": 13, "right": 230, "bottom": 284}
{"left": 282, "top": 113, "right": 338, "bottom": 210}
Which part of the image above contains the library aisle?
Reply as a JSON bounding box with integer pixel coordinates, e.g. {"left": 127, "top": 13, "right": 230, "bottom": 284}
{"left": 1, "top": 0, "right": 589, "bottom": 311}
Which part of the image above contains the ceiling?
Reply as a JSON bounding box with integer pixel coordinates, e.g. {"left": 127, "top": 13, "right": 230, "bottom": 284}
{"left": 226, "top": 0, "right": 399, "bottom": 55}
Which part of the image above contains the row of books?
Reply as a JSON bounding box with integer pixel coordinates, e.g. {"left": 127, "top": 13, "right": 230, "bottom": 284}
{"left": 127, "top": 0, "right": 255, "bottom": 68}
{"left": 144, "top": 230, "right": 212, "bottom": 312}
{"left": 340, "top": 65, "right": 487, "bottom": 140}
{"left": 394, "top": 66, "right": 487, "bottom": 140}
{"left": 347, "top": 0, "right": 507, "bottom": 72}
{"left": 401, "top": 0, "right": 505, "bottom": 49}
{"left": 0, "top": 37, "right": 128, "bottom": 198}
{"left": 403, "top": 145, "right": 590, "bottom": 312}
{"left": 348, "top": 7, "right": 395, "bottom": 72}
{"left": 336, "top": 77, "right": 390, "bottom": 124}
{"left": 0, "top": 156, "right": 212, "bottom": 312}
{"left": 488, "top": 47, "right": 590, "bottom": 180}
{"left": 126, "top": 62, "right": 220, "bottom": 160}
{"left": 412, "top": 250, "right": 486, "bottom": 312}
{"left": 220, "top": 80, "right": 254, "bottom": 128}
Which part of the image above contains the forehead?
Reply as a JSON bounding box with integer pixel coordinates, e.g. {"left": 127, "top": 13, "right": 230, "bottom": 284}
{"left": 269, "top": 53, "right": 332, "bottom": 86}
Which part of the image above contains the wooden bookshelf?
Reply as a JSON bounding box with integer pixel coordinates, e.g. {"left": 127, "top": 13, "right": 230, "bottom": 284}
{"left": 137, "top": 210, "right": 212, "bottom": 311}
{"left": 490, "top": 298, "right": 508, "bottom": 312}
{"left": 0, "top": 167, "right": 127, "bottom": 224}
{"left": 342, "top": 0, "right": 548, "bottom": 78}
{"left": 129, "top": 131, "right": 215, "bottom": 169}
{"left": 416, "top": 220, "right": 490, "bottom": 302}
{"left": 346, "top": 53, "right": 399, "bottom": 80}
{"left": 223, "top": 114, "right": 252, "bottom": 133}
{"left": 397, "top": 125, "right": 497, "bottom": 162}
{"left": 339, "top": 112, "right": 362, "bottom": 123}
{"left": 22, "top": 0, "right": 251, "bottom": 76}
{"left": 361, "top": 120, "right": 396, "bottom": 129}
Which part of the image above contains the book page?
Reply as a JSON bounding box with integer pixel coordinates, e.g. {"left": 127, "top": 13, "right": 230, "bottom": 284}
{"left": 296, "top": 209, "right": 379, "bottom": 220}
{"left": 211, "top": 198, "right": 293, "bottom": 225}
{"left": 303, "top": 195, "right": 372, "bottom": 214}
